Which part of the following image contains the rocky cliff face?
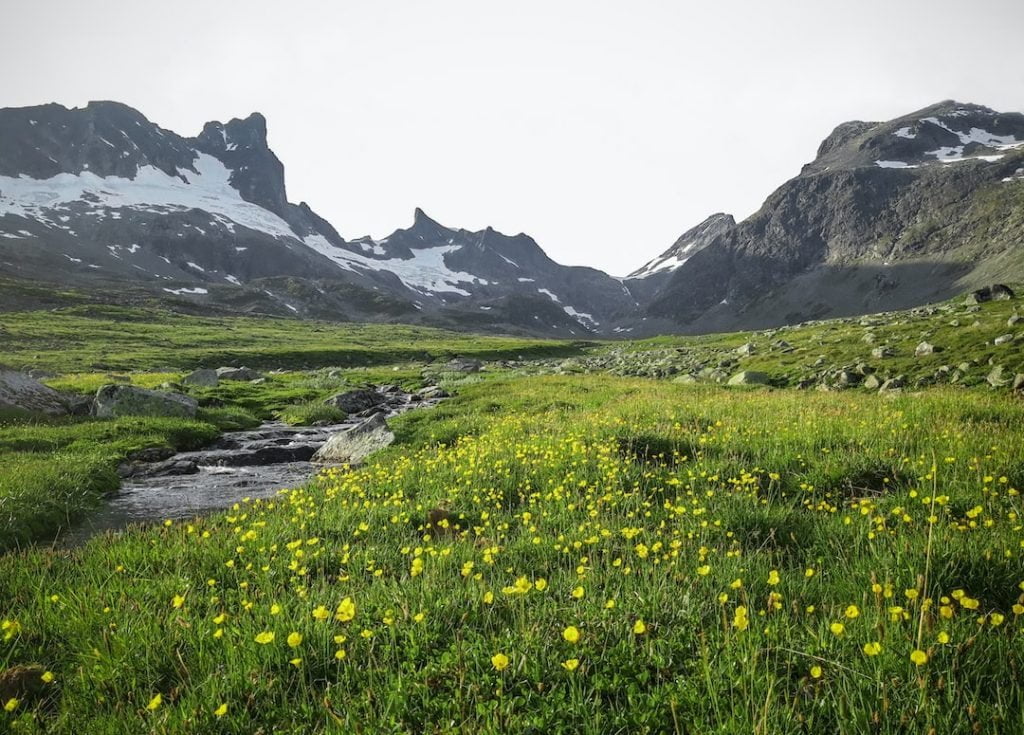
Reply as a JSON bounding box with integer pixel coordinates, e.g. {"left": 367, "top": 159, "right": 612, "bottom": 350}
{"left": 647, "top": 101, "right": 1024, "bottom": 331}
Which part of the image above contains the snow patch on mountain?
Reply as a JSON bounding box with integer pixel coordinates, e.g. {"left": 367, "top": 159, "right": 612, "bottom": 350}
{"left": 630, "top": 239, "right": 701, "bottom": 278}
{"left": 303, "top": 235, "right": 489, "bottom": 296}
{"left": 0, "top": 153, "right": 299, "bottom": 240}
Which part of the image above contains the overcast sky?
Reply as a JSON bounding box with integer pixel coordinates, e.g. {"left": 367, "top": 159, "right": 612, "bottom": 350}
{"left": 3, "top": 0, "right": 1023, "bottom": 275}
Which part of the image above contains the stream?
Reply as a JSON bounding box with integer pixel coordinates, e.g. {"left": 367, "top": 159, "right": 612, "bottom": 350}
{"left": 58, "top": 386, "right": 443, "bottom": 547}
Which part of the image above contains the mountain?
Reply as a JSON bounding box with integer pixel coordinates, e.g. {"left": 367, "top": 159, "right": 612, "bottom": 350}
{"left": 646, "top": 101, "right": 1024, "bottom": 331}
{"left": 623, "top": 213, "right": 736, "bottom": 303}
{"left": 0, "top": 101, "right": 653, "bottom": 336}
{"left": 1, "top": 99, "right": 1023, "bottom": 337}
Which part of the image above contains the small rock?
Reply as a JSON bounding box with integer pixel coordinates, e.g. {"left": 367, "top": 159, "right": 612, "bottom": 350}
{"left": 1013, "top": 374, "right": 1024, "bottom": 393}
{"left": 879, "top": 376, "right": 905, "bottom": 392}
{"left": 1008, "top": 314, "right": 1022, "bottom": 328}
{"left": 871, "top": 346, "right": 894, "bottom": 359}
{"left": 727, "top": 371, "right": 771, "bottom": 386}
{"left": 215, "top": 366, "right": 262, "bottom": 381}
{"left": 445, "top": 357, "right": 484, "bottom": 373}
{"left": 965, "top": 284, "right": 1016, "bottom": 305}
{"left": 994, "top": 334, "right": 1015, "bottom": 346}
{"left": 915, "top": 342, "right": 937, "bottom": 357}
{"left": 735, "top": 342, "right": 756, "bottom": 356}
{"left": 417, "top": 385, "right": 449, "bottom": 400}
{"left": 987, "top": 366, "right": 1011, "bottom": 388}
{"left": 182, "top": 368, "right": 219, "bottom": 387}
{"left": 863, "top": 374, "right": 882, "bottom": 390}
{"left": 836, "top": 370, "right": 861, "bottom": 387}
{"left": 324, "top": 388, "right": 384, "bottom": 413}
{"left": 92, "top": 385, "right": 198, "bottom": 419}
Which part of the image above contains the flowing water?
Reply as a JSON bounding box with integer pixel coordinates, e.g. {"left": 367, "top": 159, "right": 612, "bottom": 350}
{"left": 58, "top": 388, "right": 442, "bottom": 547}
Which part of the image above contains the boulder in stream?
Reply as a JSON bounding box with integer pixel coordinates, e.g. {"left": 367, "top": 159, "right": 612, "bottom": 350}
{"left": 313, "top": 414, "right": 395, "bottom": 465}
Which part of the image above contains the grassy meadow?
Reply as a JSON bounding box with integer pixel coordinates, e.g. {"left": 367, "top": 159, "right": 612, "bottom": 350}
{"left": 1, "top": 293, "right": 1023, "bottom": 732}
{"left": 1, "top": 375, "right": 1023, "bottom": 733}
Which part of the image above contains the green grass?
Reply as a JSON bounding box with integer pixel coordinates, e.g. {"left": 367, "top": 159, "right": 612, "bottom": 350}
{"left": 0, "top": 415, "right": 223, "bottom": 551}
{"left": 587, "top": 292, "right": 1024, "bottom": 388}
{"left": 1, "top": 375, "right": 1023, "bottom": 733}
{"left": 0, "top": 304, "right": 590, "bottom": 374}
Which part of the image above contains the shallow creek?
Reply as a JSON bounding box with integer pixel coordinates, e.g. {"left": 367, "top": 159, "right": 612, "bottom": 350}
{"left": 58, "top": 388, "right": 441, "bottom": 546}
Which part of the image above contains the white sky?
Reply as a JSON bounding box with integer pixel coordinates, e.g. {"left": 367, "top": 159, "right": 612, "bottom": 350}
{"left": 2, "top": 0, "right": 1023, "bottom": 275}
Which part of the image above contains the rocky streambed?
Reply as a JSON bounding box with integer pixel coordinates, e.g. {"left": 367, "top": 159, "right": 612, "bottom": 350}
{"left": 59, "top": 385, "right": 445, "bottom": 546}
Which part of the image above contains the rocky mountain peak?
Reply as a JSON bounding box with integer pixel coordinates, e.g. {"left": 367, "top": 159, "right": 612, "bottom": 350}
{"left": 805, "top": 101, "right": 1024, "bottom": 174}
{"left": 193, "top": 112, "right": 287, "bottom": 215}
{"left": 628, "top": 212, "right": 735, "bottom": 280}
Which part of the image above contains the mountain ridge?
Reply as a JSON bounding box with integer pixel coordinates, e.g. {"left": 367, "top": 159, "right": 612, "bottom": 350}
{"left": 1, "top": 99, "right": 1022, "bottom": 336}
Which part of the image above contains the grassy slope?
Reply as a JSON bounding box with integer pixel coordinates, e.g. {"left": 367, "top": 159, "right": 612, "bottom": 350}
{"left": 580, "top": 292, "right": 1024, "bottom": 388}
{"left": 0, "top": 375, "right": 1023, "bottom": 733}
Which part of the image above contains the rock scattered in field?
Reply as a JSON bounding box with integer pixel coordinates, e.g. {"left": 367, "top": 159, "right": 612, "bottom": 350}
{"left": 215, "top": 366, "right": 262, "bottom": 381}
{"left": 993, "top": 334, "right": 1015, "bottom": 346}
{"left": 1013, "top": 374, "right": 1024, "bottom": 393}
{"left": 987, "top": 366, "right": 1011, "bottom": 388}
{"left": 1008, "top": 314, "right": 1022, "bottom": 328}
{"left": 915, "top": 342, "right": 937, "bottom": 357}
{"left": 0, "top": 368, "right": 68, "bottom": 416}
{"left": 964, "top": 284, "right": 1015, "bottom": 305}
{"left": 92, "top": 385, "right": 198, "bottom": 419}
{"left": 182, "top": 368, "right": 219, "bottom": 387}
{"left": 313, "top": 413, "right": 395, "bottom": 465}
{"left": 879, "top": 377, "right": 905, "bottom": 392}
{"left": 871, "top": 346, "right": 894, "bottom": 359}
{"left": 735, "top": 342, "right": 756, "bottom": 356}
{"left": 727, "top": 371, "right": 771, "bottom": 386}
{"left": 445, "top": 357, "right": 484, "bottom": 373}
{"left": 416, "top": 385, "right": 449, "bottom": 400}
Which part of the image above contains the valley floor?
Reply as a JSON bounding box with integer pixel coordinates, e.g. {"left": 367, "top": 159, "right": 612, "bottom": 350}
{"left": 1, "top": 294, "right": 1023, "bottom": 733}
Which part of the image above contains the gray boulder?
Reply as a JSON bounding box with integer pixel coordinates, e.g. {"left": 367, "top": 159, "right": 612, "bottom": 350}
{"left": 871, "top": 346, "right": 894, "bottom": 359}
{"left": 324, "top": 388, "right": 384, "bottom": 414}
{"left": 445, "top": 357, "right": 484, "bottom": 373}
{"left": 965, "top": 284, "right": 1016, "bottom": 305}
{"left": 915, "top": 342, "right": 937, "bottom": 357}
{"left": 735, "top": 342, "right": 756, "bottom": 356}
{"left": 863, "top": 374, "right": 882, "bottom": 390}
{"left": 312, "top": 414, "right": 395, "bottom": 465}
{"left": 215, "top": 367, "right": 262, "bottom": 381}
{"left": 879, "top": 376, "right": 905, "bottom": 392}
{"left": 0, "top": 369, "right": 68, "bottom": 416}
{"left": 1008, "top": 314, "right": 1022, "bottom": 328}
{"left": 727, "top": 370, "right": 771, "bottom": 386}
{"left": 993, "top": 334, "right": 1015, "bottom": 346}
{"left": 417, "top": 385, "right": 449, "bottom": 400}
{"left": 1013, "top": 374, "right": 1024, "bottom": 393}
{"left": 182, "top": 368, "right": 220, "bottom": 387}
{"left": 92, "top": 385, "right": 197, "bottom": 419}
{"left": 987, "top": 366, "right": 1011, "bottom": 388}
